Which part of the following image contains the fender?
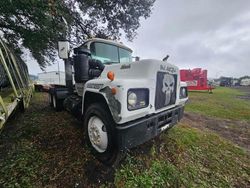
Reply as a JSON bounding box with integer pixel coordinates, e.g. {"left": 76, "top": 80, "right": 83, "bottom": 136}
{"left": 82, "top": 87, "right": 122, "bottom": 123}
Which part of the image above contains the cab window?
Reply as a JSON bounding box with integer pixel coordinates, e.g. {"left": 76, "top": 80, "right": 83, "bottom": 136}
{"left": 119, "top": 47, "right": 132, "bottom": 63}
{"left": 90, "top": 42, "right": 132, "bottom": 64}
{"left": 90, "top": 42, "right": 119, "bottom": 64}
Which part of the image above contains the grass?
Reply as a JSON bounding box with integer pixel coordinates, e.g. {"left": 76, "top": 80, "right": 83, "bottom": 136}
{"left": 185, "top": 87, "right": 250, "bottom": 120}
{"left": 0, "top": 93, "right": 44, "bottom": 187}
{"left": 0, "top": 93, "right": 90, "bottom": 187}
{"left": 0, "top": 147, "right": 43, "bottom": 187}
{"left": 115, "top": 87, "right": 250, "bottom": 187}
{"left": 115, "top": 124, "right": 250, "bottom": 187}
{"left": 0, "top": 88, "right": 250, "bottom": 187}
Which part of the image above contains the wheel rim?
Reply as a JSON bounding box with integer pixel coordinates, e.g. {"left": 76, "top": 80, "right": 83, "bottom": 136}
{"left": 53, "top": 95, "right": 56, "bottom": 108}
{"left": 88, "top": 116, "right": 108, "bottom": 153}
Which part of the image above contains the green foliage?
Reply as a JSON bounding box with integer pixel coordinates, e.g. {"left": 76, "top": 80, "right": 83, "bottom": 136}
{"left": 1, "top": 88, "right": 250, "bottom": 187}
{"left": 115, "top": 157, "right": 180, "bottom": 188}
{"left": 185, "top": 87, "right": 250, "bottom": 120}
{"left": 0, "top": 148, "right": 43, "bottom": 188}
{"left": 168, "top": 125, "right": 249, "bottom": 187}
{"left": 0, "top": 0, "right": 155, "bottom": 68}
{"left": 0, "top": 92, "right": 94, "bottom": 187}
{"left": 115, "top": 88, "right": 250, "bottom": 187}
{"left": 115, "top": 125, "right": 250, "bottom": 187}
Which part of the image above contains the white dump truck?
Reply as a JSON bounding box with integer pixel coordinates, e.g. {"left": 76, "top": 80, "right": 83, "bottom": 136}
{"left": 49, "top": 38, "right": 188, "bottom": 165}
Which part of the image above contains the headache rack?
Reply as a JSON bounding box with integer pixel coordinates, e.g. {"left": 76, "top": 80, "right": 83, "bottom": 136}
{"left": 0, "top": 38, "right": 33, "bottom": 130}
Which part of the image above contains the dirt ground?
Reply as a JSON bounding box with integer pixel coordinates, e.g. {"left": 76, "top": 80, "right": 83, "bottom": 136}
{"left": 182, "top": 87, "right": 250, "bottom": 151}
{"left": 182, "top": 112, "right": 250, "bottom": 152}
{"left": 235, "top": 86, "right": 250, "bottom": 100}
{"left": 0, "top": 93, "right": 116, "bottom": 187}
{"left": 182, "top": 86, "right": 250, "bottom": 152}
{"left": 0, "top": 93, "right": 167, "bottom": 187}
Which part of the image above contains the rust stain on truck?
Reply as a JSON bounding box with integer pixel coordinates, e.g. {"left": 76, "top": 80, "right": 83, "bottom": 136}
{"left": 100, "top": 86, "right": 122, "bottom": 122}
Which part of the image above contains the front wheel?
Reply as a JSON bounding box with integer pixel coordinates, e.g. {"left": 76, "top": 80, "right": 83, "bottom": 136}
{"left": 84, "top": 103, "right": 119, "bottom": 165}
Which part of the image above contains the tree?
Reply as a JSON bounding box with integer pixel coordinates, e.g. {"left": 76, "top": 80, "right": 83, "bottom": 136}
{"left": 0, "top": 0, "right": 155, "bottom": 69}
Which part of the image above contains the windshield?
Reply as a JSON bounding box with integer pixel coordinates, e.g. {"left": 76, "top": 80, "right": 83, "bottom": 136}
{"left": 90, "top": 42, "right": 132, "bottom": 64}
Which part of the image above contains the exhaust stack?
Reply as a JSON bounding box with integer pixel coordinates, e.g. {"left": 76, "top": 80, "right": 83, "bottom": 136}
{"left": 58, "top": 40, "right": 73, "bottom": 94}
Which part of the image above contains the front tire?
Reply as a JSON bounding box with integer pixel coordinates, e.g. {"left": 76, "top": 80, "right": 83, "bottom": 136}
{"left": 84, "top": 103, "right": 119, "bottom": 165}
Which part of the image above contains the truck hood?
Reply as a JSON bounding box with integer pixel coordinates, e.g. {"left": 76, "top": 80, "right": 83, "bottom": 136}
{"left": 100, "top": 59, "right": 179, "bottom": 80}
{"left": 87, "top": 59, "right": 183, "bottom": 124}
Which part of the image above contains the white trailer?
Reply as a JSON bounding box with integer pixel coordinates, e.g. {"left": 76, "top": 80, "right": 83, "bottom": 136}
{"left": 240, "top": 78, "right": 250, "bottom": 86}
{"left": 37, "top": 71, "right": 66, "bottom": 85}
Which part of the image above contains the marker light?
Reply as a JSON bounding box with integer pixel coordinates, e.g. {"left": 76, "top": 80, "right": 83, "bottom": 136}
{"left": 107, "top": 71, "right": 115, "bottom": 81}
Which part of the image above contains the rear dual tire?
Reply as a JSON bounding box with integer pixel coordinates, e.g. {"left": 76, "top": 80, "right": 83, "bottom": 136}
{"left": 49, "top": 93, "right": 53, "bottom": 107}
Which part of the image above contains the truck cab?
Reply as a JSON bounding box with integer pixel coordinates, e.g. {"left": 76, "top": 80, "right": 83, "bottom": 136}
{"left": 50, "top": 38, "right": 188, "bottom": 165}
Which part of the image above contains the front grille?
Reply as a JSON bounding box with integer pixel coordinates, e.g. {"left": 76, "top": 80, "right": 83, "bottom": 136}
{"left": 155, "top": 72, "right": 177, "bottom": 110}
{"left": 157, "top": 109, "right": 179, "bottom": 129}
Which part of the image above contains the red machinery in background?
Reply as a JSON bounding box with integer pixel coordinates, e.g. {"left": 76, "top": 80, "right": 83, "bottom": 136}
{"left": 180, "top": 68, "right": 213, "bottom": 92}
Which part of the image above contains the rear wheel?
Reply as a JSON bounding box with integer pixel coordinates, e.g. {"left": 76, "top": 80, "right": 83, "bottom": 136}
{"left": 48, "top": 93, "right": 53, "bottom": 107}
{"left": 51, "top": 93, "right": 63, "bottom": 111}
{"left": 84, "top": 103, "right": 120, "bottom": 165}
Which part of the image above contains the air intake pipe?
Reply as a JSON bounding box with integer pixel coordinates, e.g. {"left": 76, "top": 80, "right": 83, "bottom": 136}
{"left": 88, "top": 59, "right": 105, "bottom": 78}
{"left": 73, "top": 47, "right": 91, "bottom": 83}
{"left": 73, "top": 47, "right": 105, "bottom": 83}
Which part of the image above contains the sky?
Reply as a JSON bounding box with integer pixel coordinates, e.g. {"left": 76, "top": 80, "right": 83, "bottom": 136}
{"left": 28, "top": 0, "right": 250, "bottom": 78}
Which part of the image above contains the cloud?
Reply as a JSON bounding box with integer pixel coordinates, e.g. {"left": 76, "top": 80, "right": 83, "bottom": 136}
{"left": 123, "top": 0, "right": 250, "bottom": 78}
{"left": 29, "top": 0, "right": 250, "bottom": 79}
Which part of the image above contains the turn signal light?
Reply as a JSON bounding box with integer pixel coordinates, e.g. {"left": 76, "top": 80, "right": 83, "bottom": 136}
{"left": 107, "top": 71, "right": 115, "bottom": 81}
{"left": 111, "top": 87, "right": 117, "bottom": 95}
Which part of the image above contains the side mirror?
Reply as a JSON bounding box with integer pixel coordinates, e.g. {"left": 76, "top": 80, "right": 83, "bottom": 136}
{"left": 58, "top": 40, "right": 70, "bottom": 59}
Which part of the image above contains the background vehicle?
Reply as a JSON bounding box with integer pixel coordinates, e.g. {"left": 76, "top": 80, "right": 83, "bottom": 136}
{"left": 219, "top": 77, "right": 233, "bottom": 87}
{"left": 49, "top": 38, "right": 188, "bottom": 164}
{"left": 180, "top": 68, "right": 214, "bottom": 93}
{"left": 34, "top": 71, "right": 66, "bottom": 92}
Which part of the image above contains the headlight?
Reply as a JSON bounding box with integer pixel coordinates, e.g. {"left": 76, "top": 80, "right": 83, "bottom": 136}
{"left": 180, "top": 87, "right": 188, "bottom": 99}
{"left": 128, "top": 89, "right": 149, "bottom": 110}
{"left": 128, "top": 92, "right": 137, "bottom": 106}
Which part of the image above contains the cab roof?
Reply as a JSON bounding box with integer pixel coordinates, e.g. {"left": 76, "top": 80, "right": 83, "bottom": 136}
{"left": 85, "top": 38, "right": 133, "bottom": 52}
